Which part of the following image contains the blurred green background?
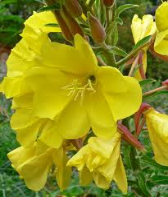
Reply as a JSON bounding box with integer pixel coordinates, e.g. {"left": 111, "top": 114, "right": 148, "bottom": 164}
{"left": 0, "top": 0, "right": 168, "bottom": 196}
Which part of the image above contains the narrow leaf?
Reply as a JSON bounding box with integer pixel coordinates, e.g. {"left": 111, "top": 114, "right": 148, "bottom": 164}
{"left": 116, "top": 4, "right": 139, "bottom": 17}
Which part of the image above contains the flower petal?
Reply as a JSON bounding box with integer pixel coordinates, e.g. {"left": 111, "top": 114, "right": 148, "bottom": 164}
{"left": 154, "top": 29, "right": 168, "bottom": 55}
{"left": 17, "top": 149, "right": 53, "bottom": 191}
{"left": 86, "top": 91, "right": 116, "bottom": 139}
{"left": 114, "top": 156, "right": 128, "bottom": 195}
{"left": 52, "top": 147, "right": 71, "bottom": 190}
{"left": 104, "top": 76, "right": 142, "bottom": 121}
{"left": 156, "top": 2, "right": 168, "bottom": 31}
{"left": 26, "top": 67, "right": 72, "bottom": 119}
{"left": 57, "top": 99, "right": 90, "bottom": 139}
{"left": 39, "top": 120, "right": 63, "bottom": 148}
{"left": 97, "top": 66, "right": 126, "bottom": 93}
{"left": 35, "top": 35, "right": 97, "bottom": 76}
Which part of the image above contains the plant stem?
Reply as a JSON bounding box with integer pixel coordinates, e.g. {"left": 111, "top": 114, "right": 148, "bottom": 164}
{"left": 101, "top": 42, "right": 116, "bottom": 66}
{"left": 143, "top": 85, "right": 167, "bottom": 97}
{"left": 116, "top": 41, "right": 151, "bottom": 67}
{"left": 128, "top": 53, "right": 140, "bottom": 76}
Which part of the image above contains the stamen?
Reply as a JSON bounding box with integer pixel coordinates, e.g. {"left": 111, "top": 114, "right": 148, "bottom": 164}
{"left": 62, "top": 77, "right": 96, "bottom": 104}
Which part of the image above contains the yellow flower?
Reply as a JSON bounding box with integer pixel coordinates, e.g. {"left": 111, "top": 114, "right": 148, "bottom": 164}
{"left": 145, "top": 108, "right": 168, "bottom": 166}
{"left": 154, "top": 2, "right": 168, "bottom": 55}
{"left": 131, "top": 14, "right": 156, "bottom": 80}
{"left": 0, "top": 11, "right": 60, "bottom": 98}
{"left": 67, "top": 132, "right": 127, "bottom": 194}
{"left": 8, "top": 141, "right": 71, "bottom": 191}
{"left": 24, "top": 34, "right": 141, "bottom": 146}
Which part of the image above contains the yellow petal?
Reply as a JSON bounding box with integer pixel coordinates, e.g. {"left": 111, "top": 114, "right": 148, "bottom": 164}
{"left": 97, "top": 66, "right": 126, "bottom": 93}
{"left": 23, "top": 11, "right": 61, "bottom": 34}
{"left": 0, "top": 77, "right": 30, "bottom": 98}
{"left": 7, "top": 38, "right": 35, "bottom": 78}
{"left": 131, "top": 14, "right": 156, "bottom": 44}
{"left": 156, "top": 2, "right": 168, "bottom": 31}
{"left": 145, "top": 109, "right": 168, "bottom": 166}
{"left": 57, "top": 99, "right": 90, "bottom": 139}
{"left": 26, "top": 67, "right": 72, "bottom": 119}
{"left": 17, "top": 149, "right": 53, "bottom": 191}
{"left": 11, "top": 109, "right": 38, "bottom": 130}
{"left": 34, "top": 34, "right": 97, "bottom": 76}
{"left": 154, "top": 29, "right": 168, "bottom": 55}
{"left": 52, "top": 147, "right": 71, "bottom": 190}
{"left": 12, "top": 93, "right": 33, "bottom": 109}
{"left": 79, "top": 167, "right": 93, "bottom": 186}
{"left": 39, "top": 120, "right": 63, "bottom": 149}
{"left": 86, "top": 91, "right": 116, "bottom": 139}
{"left": 114, "top": 156, "right": 128, "bottom": 195}
{"left": 104, "top": 76, "right": 142, "bottom": 121}
{"left": 8, "top": 145, "right": 36, "bottom": 170}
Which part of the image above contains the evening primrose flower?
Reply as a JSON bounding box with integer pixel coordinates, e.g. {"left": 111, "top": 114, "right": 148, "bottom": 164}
{"left": 25, "top": 34, "right": 142, "bottom": 147}
{"left": 8, "top": 141, "right": 71, "bottom": 191}
{"left": 67, "top": 132, "right": 127, "bottom": 194}
{"left": 145, "top": 108, "right": 168, "bottom": 166}
{"left": 154, "top": 2, "right": 168, "bottom": 55}
{"left": 131, "top": 14, "right": 156, "bottom": 80}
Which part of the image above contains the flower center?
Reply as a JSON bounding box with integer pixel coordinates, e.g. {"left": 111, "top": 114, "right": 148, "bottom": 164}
{"left": 62, "top": 75, "right": 96, "bottom": 103}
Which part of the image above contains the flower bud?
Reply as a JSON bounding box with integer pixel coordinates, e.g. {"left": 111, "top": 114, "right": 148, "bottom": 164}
{"left": 54, "top": 10, "right": 73, "bottom": 42}
{"left": 65, "top": 0, "right": 83, "bottom": 18}
{"left": 61, "top": 6, "right": 84, "bottom": 37}
{"left": 87, "top": 12, "right": 106, "bottom": 43}
{"left": 103, "top": 0, "right": 115, "bottom": 7}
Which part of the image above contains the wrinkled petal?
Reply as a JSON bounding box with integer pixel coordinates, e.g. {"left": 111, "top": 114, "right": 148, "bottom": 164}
{"left": 145, "top": 109, "right": 168, "bottom": 166}
{"left": 22, "top": 11, "right": 61, "bottom": 35}
{"left": 8, "top": 145, "right": 36, "bottom": 170}
{"left": 52, "top": 147, "right": 71, "bottom": 190}
{"left": 17, "top": 149, "right": 53, "bottom": 191}
{"left": 104, "top": 77, "right": 142, "bottom": 121}
{"left": 86, "top": 91, "right": 116, "bottom": 139}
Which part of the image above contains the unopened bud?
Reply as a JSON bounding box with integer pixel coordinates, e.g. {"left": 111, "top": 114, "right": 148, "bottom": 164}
{"left": 87, "top": 12, "right": 106, "bottom": 43}
{"left": 61, "top": 6, "right": 84, "bottom": 37}
{"left": 65, "top": 0, "right": 83, "bottom": 18}
{"left": 103, "top": 0, "right": 115, "bottom": 7}
{"left": 55, "top": 10, "right": 73, "bottom": 41}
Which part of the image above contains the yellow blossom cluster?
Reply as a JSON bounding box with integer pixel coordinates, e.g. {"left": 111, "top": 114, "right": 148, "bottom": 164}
{"left": 1, "top": 1, "right": 168, "bottom": 194}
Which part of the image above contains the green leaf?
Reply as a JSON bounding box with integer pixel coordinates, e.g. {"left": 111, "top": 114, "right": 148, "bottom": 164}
{"left": 38, "top": 4, "right": 60, "bottom": 12}
{"left": 143, "top": 90, "right": 168, "bottom": 99}
{"left": 137, "top": 172, "right": 151, "bottom": 197}
{"left": 109, "top": 46, "right": 127, "bottom": 57}
{"left": 0, "top": 0, "right": 17, "bottom": 6}
{"left": 151, "top": 175, "right": 168, "bottom": 185}
{"left": 116, "top": 4, "right": 139, "bottom": 17}
{"left": 139, "top": 79, "right": 156, "bottom": 87}
{"left": 115, "top": 17, "right": 123, "bottom": 25}
{"left": 45, "top": 23, "right": 59, "bottom": 27}
{"left": 132, "top": 35, "right": 152, "bottom": 51}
